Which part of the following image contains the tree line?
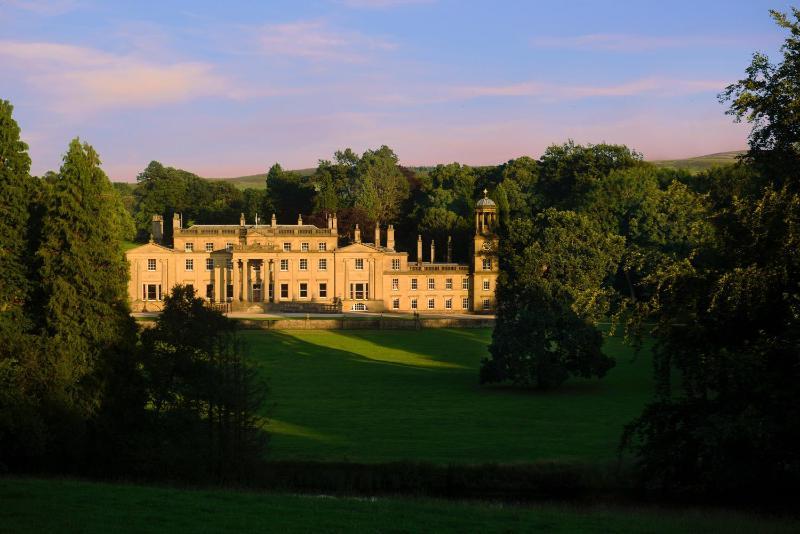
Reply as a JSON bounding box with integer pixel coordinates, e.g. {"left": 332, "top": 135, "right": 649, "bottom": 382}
{"left": 0, "top": 107, "right": 267, "bottom": 481}
{"left": 483, "top": 8, "right": 800, "bottom": 500}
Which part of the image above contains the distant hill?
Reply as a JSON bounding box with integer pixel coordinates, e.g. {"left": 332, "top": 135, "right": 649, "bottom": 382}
{"left": 194, "top": 152, "right": 746, "bottom": 189}
{"left": 650, "top": 151, "right": 744, "bottom": 174}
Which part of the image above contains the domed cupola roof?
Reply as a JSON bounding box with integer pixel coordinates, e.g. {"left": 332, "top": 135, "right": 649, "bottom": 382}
{"left": 476, "top": 189, "right": 496, "bottom": 208}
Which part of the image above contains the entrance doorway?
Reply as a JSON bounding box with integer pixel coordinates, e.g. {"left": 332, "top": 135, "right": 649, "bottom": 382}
{"left": 252, "top": 282, "right": 262, "bottom": 302}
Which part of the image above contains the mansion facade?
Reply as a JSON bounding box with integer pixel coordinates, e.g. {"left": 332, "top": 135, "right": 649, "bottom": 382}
{"left": 126, "top": 194, "right": 499, "bottom": 314}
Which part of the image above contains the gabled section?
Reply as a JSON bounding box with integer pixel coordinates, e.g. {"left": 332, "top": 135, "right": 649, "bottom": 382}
{"left": 336, "top": 242, "right": 382, "bottom": 253}
{"left": 125, "top": 242, "right": 177, "bottom": 255}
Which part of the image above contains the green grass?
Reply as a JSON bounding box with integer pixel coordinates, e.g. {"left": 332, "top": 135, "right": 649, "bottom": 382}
{"left": 651, "top": 150, "right": 744, "bottom": 174}
{"left": 3, "top": 477, "right": 796, "bottom": 534}
{"left": 248, "top": 328, "right": 652, "bottom": 464}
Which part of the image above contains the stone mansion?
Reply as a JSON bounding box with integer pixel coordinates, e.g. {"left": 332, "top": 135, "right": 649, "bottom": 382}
{"left": 126, "top": 194, "right": 498, "bottom": 314}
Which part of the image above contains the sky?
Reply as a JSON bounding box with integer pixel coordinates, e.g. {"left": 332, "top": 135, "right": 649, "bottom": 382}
{"left": 0, "top": 0, "right": 794, "bottom": 181}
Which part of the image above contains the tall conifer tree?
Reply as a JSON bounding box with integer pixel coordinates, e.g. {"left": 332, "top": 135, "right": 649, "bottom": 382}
{"left": 36, "top": 139, "right": 133, "bottom": 418}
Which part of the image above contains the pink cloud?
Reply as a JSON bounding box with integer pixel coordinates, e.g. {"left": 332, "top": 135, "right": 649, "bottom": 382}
{"left": 0, "top": 40, "right": 235, "bottom": 113}
{"left": 258, "top": 20, "right": 396, "bottom": 62}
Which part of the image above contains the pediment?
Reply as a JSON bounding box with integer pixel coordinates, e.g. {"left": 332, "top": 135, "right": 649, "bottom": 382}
{"left": 337, "top": 242, "right": 380, "bottom": 253}
{"left": 125, "top": 242, "right": 176, "bottom": 255}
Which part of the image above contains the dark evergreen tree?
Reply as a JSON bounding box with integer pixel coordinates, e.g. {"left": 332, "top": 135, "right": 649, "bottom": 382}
{"left": 35, "top": 139, "right": 135, "bottom": 433}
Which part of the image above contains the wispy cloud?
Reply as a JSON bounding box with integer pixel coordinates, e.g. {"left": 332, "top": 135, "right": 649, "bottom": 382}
{"left": 258, "top": 20, "right": 396, "bottom": 62}
{"left": 0, "top": 40, "right": 237, "bottom": 113}
{"left": 450, "top": 77, "right": 727, "bottom": 100}
{"left": 530, "top": 33, "right": 740, "bottom": 52}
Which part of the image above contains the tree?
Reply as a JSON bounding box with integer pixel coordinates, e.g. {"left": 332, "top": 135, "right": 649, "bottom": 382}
{"left": 537, "top": 141, "right": 643, "bottom": 210}
{"left": 34, "top": 139, "right": 136, "bottom": 435}
{"left": 140, "top": 286, "right": 267, "bottom": 481}
{"left": 265, "top": 163, "right": 314, "bottom": 222}
{"left": 354, "top": 145, "right": 410, "bottom": 224}
{"left": 719, "top": 8, "right": 800, "bottom": 180}
{"left": 481, "top": 210, "right": 623, "bottom": 389}
{"left": 0, "top": 99, "right": 44, "bottom": 467}
{"left": 623, "top": 10, "right": 800, "bottom": 497}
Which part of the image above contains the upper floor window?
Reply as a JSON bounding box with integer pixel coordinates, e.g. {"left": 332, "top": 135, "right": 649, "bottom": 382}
{"left": 147, "top": 258, "right": 156, "bottom": 271}
{"left": 411, "top": 278, "right": 418, "bottom": 290}
{"left": 428, "top": 278, "right": 435, "bottom": 290}
{"left": 482, "top": 258, "right": 492, "bottom": 270}
{"left": 185, "top": 242, "right": 194, "bottom": 252}
{"left": 299, "top": 259, "right": 308, "bottom": 271}
{"left": 318, "top": 242, "right": 327, "bottom": 252}
{"left": 483, "top": 279, "right": 490, "bottom": 291}
{"left": 392, "top": 278, "right": 399, "bottom": 291}
{"left": 185, "top": 259, "right": 194, "bottom": 271}
{"left": 445, "top": 278, "right": 453, "bottom": 290}
{"left": 206, "top": 258, "right": 214, "bottom": 271}
{"left": 301, "top": 242, "right": 309, "bottom": 252}
{"left": 391, "top": 258, "right": 400, "bottom": 270}
{"left": 318, "top": 258, "right": 327, "bottom": 271}
{"left": 280, "top": 259, "right": 289, "bottom": 271}
{"left": 355, "top": 258, "right": 364, "bottom": 270}
{"left": 205, "top": 242, "right": 214, "bottom": 252}
{"left": 283, "top": 242, "right": 291, "bottom": 252}
{"left": 462, "top": 278, "right": 470, "bottom": 290}
{"left": 226, "top": 242, "right": 234, "bottom": 252}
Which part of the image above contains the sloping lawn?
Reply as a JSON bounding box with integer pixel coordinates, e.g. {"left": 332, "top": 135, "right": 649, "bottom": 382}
{"left": 245, "top": 328, "right": 652, "bottom": 464}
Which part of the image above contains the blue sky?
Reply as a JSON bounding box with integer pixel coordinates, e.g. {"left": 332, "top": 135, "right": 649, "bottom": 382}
{"left": 0, "top": 0, "right": 793, "bottom": 180}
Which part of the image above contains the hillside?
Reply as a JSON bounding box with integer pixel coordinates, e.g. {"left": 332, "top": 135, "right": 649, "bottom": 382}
{"left": 650, "top": 150, "right": 744, "bottom": 173}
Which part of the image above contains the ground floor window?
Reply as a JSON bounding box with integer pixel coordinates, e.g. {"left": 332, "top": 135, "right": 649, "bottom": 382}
{"left": 349, "top": 282, "right": 369, "bottom": 300}
{"left": 252, "top": 283, "right": 262, "bottom": 302}
{"left": 411, "top": 298, "right": 417, "bottom": 309}
{"left": 226, "top": 284, "right": 233, "bottom": 300}
{"left": 392, "top": 298, "right": 400, "bottom": 310}
{"left": 185, "top": 284, "right": 194, "bottom": 296}
{"left": 206, "top": 284, "right": 214, "bottom": 300}
{"left": 445, "top": 298, "right": 452, "bottom": 310}
{"left": 299, "top": 282, "right": 308, "bottom": 299}
{"left": 280, "top": 283, "right": 289, "bottom": 299}
{"left": 319, "top": 282, "right": 327, "bottom": 299}
{"left": 482, "top": 298, "right": 490, "bottom": 310}
{"left": 142, "top": 283, "right": 162, "bottom": 301}
{"left": 427, "top": 298, "right": 435, "bottom": 309}
{"left": 462, "top": 297, "right": 469, "bottom": 310}
{"left": 269, "top": 282, "right": 274, "bottom": 300}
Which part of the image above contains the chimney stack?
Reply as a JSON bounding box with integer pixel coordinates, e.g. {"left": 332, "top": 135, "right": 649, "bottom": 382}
{"left": 298, "top": 213, "right": 303, "bottom": 225}
{"left": 354, "top": 224, "right": 361, "bottom": 243}
{"left": 387, "top": 225, "right": 395, "bottom": 250}
{"left": 417, "top": 235, "right": 423, "bottom": 265}
{"left": 430, "top": 239, "right": 436, "bottom": 264}
{"left": 332, "top": 213, "right": 338, "bottom": 233}
{"left": 447, "top": 235, "right": 452, "bottom": 263}
{"left": 240, "top": 213, "right": 246, "bottom": 226}
{"left": 374, "top": 222, "right": 381, "bottom": 247}
{"left": 271, "top": 213, "right": 277, "bottom": 227}
{"left": 151, "top": 215, "right": 163, "bottom": 243}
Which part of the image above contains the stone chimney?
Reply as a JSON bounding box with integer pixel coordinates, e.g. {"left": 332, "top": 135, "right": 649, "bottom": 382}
{"left": 240, "top": 212, "right": 246, "bottom": 226}
{"left": 151, "top": 215, "right": 163, "bottom": 243}
{"left": 417, "top": 234, "right": 423, "bottom": 265}
{"left": 332, "top": 213, "right": 338, "bottom": 233}
{"left": 271, "top": 213, "right": 277, "bottom": 227}
{"left": 298, "top": 213, "right": 303, "bottom": 225}
{"left": 387, "top": 225, "right": 395, "bottom": 250}
{"left": 374, "top": 222, "right": 381, "bottom": 246}
{"left": 354, "top": 224, "right": 361, "bottom": 243}
{"left": 430, "top": 239, "right": 436, "bottom": 264}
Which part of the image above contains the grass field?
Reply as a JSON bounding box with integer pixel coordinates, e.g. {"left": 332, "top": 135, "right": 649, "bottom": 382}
{"left": 2, "top": 477, "right": 795, "bottom": 533}
{"left": 246, "top": 328, "right": 653, "bottom": 464}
